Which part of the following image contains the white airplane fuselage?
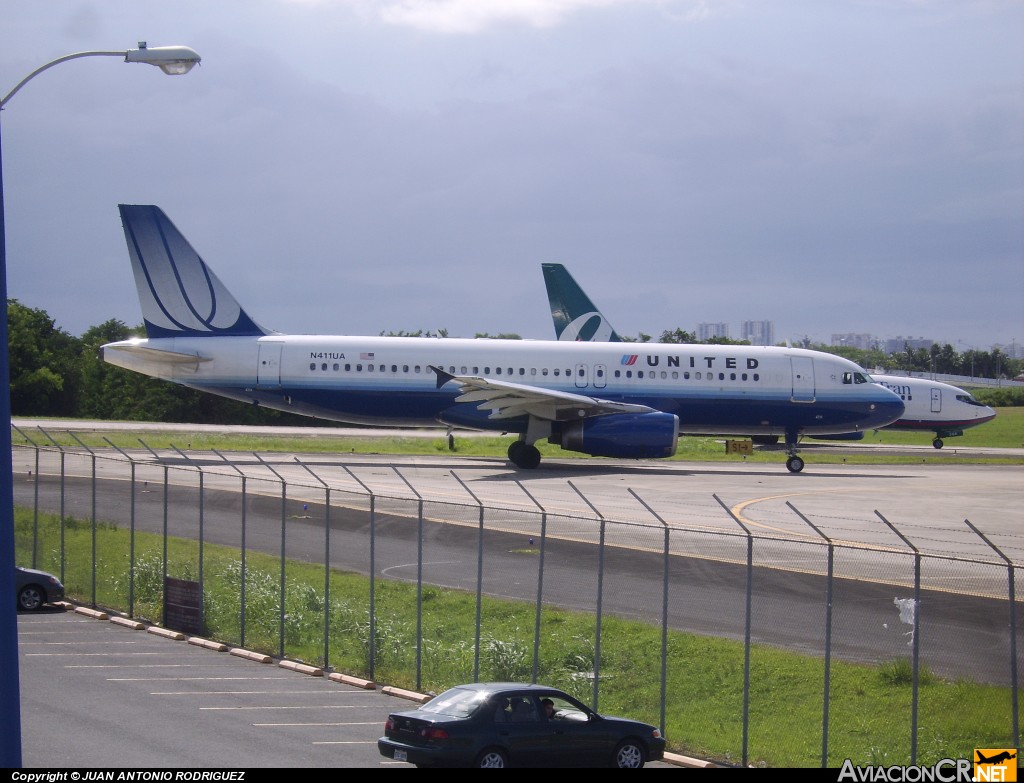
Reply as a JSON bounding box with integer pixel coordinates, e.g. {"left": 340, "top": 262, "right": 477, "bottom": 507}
{"left": 103, "top": 334, "right": 903, "bottom": 437}
{"left": 872, "top": 375, "right": 995, "bottom": 441}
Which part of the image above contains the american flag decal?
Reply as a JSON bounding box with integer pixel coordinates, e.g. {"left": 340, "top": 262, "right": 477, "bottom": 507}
{"left": 360, "top": 352, "right": 374, "bottom": 360}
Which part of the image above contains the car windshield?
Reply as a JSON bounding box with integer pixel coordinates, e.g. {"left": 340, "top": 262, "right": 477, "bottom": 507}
{"left": 418, "top": 687, "right": 490, "bottom": 718}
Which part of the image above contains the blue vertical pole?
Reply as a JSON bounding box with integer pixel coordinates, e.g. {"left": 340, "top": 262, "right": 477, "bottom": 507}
{"left": 0, "top": 115, "right": 25, "bottom": 767}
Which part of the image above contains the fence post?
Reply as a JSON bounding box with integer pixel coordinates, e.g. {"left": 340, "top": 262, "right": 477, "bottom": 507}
{"left": 714, "top": 494, "right": 754, "bottom": 769}
{"left": 516, "top": 481, "right": 548, "bottom": 686}
{"left": 103, "top": 438, "right": 138, "bottom": 618}
{"left": 787, "top": 501, "right": 835, "bottom": 768}
{"left": 875, "top": 510, "right": 921, "bottom": 765}
{"left": 213, "top": 449, "right": 248, "bottom": 648}
{"left": 393, "top": 468, "right": 424, "bottom": 691}
{"left": 627, "top": 488, "right": 672, "bottom": 740}
{"left": 964, "top": 518, "right": 1020, "bottom": 746}
{"left": 36, "top": 428, "right": 66, "bottom": 583}
{"left": 11, "top": 426, "right": 39, "bottom": 568}
{"left": 295, "top": 457, "right": 332, "bottom": 669}
{"left": 254, "top": 454, "right": 288, "bottom": 659}
{"left": 172, "top": 446, "right": 205, "bottom": 633}
{"left": 68, "top": 433, "right": 97, "bottom": 608}
{"left": 342, "top": 466, "right": 376, "bottom": 682}
{"left": 138, "top": 439, "right": 170, "bottom": 611}
{"left": 451, "top": 471, "right": 485, "bottom": 683}
{"left": 569, "top": 480, "right": 605, "bottom": 711}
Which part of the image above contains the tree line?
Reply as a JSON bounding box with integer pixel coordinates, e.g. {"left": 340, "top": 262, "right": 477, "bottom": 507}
{"left": 7, "top": 299, "right": 1021, "bottom": 423}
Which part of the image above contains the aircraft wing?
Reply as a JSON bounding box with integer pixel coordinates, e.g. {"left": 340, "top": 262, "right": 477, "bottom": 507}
{"left": 432, "top": 366, "right": 655, "bottom": 422}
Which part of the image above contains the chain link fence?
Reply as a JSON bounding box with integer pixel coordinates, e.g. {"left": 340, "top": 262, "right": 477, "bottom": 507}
{"left": 10, "top": 435, "right": 1021, "bottom": 767}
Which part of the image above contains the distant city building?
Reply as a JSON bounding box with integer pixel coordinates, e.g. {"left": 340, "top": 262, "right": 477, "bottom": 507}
{"left": 697, "top": 322, "right": 730, "bottom": 341}
{"left": 884, "top": 336, "right": 934, "bottom": 354}
{"left": 831, "top": 333, "right": 879, "bottom": 350}
{"left": 741, "top": 320, "right": 775, "bottom": 346}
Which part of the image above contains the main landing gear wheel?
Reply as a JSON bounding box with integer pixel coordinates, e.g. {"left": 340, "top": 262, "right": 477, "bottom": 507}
{"left": 786, "top": 455, "right": 805, "bottom": 473}
{"left": 507, "top": 441, "right": 541, "bottom": 469}
{"left": 932, "top": 438, "right": 944, "bottom": 449}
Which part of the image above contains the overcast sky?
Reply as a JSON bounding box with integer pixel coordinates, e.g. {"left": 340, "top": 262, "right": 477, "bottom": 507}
{"left": 2, "top": 1, "right": 1022, "bottom": 352}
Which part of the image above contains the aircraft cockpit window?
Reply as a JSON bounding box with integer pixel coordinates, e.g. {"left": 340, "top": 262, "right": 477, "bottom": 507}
{"left": 854, "top": 373, "right": 870, "bottom": 384}
{"left": 957, "top": 394, "right": 985, "bottom": 407}
{"left": 842, "top": 372, "right": 852, "bottom": 384}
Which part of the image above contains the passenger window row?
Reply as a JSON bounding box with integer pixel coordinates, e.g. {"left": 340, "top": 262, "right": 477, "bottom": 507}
{"left": 305, "top": 362, "right": 761, "bottom": 383}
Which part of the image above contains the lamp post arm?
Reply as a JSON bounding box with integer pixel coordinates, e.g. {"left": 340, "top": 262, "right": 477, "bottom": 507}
{"left": 1, "top": 51, "right": 126, "bottom": 109}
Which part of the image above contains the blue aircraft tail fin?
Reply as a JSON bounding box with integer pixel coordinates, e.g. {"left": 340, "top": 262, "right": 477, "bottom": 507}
{"left": 119, "top": 204, "right": 268, "bottom": 338}
{"left": 542, "top": 262, "right": 622, "bottom": 342}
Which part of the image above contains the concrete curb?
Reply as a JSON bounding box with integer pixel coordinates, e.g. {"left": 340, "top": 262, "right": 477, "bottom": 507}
{"left": 147, "top": 625, "right": 185, "bottom": 641}
{"left": 381, "top": 685, "right": 434, "bottom": 704}
{"left": 73, "top": 606, "right": 108, "bottom": 620}
{"left": 280, "top": 660, "right": 323, "bottom": 677}
{"left": 110, "top": 615, "right": 145, "bottom": 630}
{"left": 328, "top": 672, "right": 376, "bottom": 690}
{"left": 230, "top": 647, "right": 273, "bottom": 663}
{"left": 189, "top": 636, "right": 229, "bottom": 652}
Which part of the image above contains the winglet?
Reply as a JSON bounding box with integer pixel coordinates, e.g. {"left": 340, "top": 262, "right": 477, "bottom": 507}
{"left": 119, "top": 204, "right": 269, "bottom": 338}
{"left": 542, "top": 263, "right": 622, "bottom": 342}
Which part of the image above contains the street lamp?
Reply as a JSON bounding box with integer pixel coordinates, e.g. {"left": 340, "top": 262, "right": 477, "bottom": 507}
{"left": 0, "top": 42, "right": 201, "bottom": 767}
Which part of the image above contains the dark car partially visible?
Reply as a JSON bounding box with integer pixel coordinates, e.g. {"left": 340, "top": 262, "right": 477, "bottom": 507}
{"left": 14, "top": 566, "right": 64, "bottom": 611}
{"left": 378, "top": 682, "right": 665, "bottom": 768}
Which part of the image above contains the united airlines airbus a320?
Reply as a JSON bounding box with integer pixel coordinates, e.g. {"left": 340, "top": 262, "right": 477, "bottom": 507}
{"left": 101, "top": 205, "right": 904, "bottom": 472}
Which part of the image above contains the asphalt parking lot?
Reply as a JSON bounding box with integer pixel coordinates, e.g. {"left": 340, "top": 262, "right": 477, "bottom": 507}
{"left": 17, "top": 605, "right": 689, "bottom": 769}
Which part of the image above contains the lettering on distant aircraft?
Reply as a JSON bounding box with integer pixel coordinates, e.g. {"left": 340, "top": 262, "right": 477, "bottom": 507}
{"left": 310, "top": 352, "right": 345, "bottom": 360}
{"left": 879, "top": 382, "right": 911, "bottom": 398}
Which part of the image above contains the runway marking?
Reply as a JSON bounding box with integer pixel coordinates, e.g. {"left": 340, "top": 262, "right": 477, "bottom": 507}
{"left": 255, "top": 722, "right": 381, "bottom": 727}
{"left": 200, "top": 705, "right": 361, "bottom": 710}
{"left": 109, "top": 676, "right": 296, "bottom": 681}
{"left": 151, "top": 689, "right": 343, "bottom": 695}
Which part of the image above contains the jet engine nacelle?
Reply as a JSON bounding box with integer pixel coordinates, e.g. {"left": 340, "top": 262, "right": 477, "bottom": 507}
{"left": 553, "top": 412, "right": 679, "bottom": 459}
